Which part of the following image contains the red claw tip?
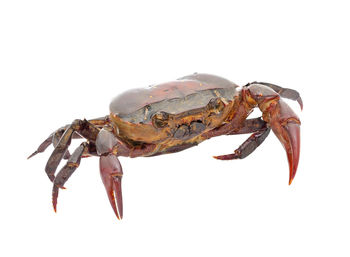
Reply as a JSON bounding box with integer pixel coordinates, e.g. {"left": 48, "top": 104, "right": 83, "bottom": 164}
{"left": 289, "top": 177, "right": 294, "bottom": 186}
{"left": 268, "top": 101, "right": 300, "bottom": 186}
{"left": 100, "top": 155, "right": 123, "bottom": 220}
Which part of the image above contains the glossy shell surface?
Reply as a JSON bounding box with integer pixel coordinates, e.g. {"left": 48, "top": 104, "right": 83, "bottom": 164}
{"left": 110, "top": 73, "right": 238, "bottom": 124}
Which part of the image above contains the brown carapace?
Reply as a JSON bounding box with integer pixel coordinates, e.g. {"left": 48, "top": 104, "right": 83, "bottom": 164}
{"left": 28, "top": 73, "right": 302, "bottom": 220}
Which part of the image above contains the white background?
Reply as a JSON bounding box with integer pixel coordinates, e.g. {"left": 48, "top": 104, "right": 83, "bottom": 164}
{"left": 1, "top": 1, "right": 349, "bottom": 256}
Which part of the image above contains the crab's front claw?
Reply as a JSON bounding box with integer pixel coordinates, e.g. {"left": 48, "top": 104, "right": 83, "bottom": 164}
{"left": 265, "top": 100, "right": 300, "bottom": 185}
{"left": 244, "top": 84, "right": 301, "bottom": 185}
{"left": 100, "top": 154, "right": 123, "bottom": 220}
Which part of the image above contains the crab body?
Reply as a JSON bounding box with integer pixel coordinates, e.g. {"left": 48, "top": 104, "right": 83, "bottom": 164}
{"left": 110, "top": 73, "right": 239, "bottom": 156}
{"left": 29, "top": 73, "right": 302, "bottom": 220}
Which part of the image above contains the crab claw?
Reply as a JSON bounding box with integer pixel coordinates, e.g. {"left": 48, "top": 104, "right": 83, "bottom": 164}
{"left": 99, "top": 154, "right": 123, "bottom": 220}
{"left": 267, "top": 100, "right": 300, "bottom": 185}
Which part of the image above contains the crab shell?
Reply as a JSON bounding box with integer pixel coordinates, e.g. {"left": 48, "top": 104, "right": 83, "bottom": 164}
{"left": 109, "top": 74, "right": 239, "bottom": 149}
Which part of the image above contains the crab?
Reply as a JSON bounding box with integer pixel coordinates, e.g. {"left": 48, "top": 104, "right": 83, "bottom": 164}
{"left": 28, "top": 73, "right": 302, "bottom": 220}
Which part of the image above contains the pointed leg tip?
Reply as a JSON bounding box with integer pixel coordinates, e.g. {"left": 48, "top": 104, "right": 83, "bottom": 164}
{"left": 213, "top": 154, "right": 237, "bottom": 160}
{"left": 52, "top": 185, "right": 59, "bottom": 213}
{"left": 52, "top": 198, "right": 58, "bottom": 213}
{"left": 27, "top": 151, "right": 38, "bottom": 159}
{"left": 213, "top": 155, "right": 226, "bottom": 160}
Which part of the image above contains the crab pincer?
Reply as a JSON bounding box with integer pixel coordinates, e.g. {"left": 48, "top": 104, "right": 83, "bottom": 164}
{"left": 100, "top": 154, "right": 123, "bottom": 220}
{"left": 95, "top": 128, "right": 124, "bottom": 219}
{"left": 266, "top": 100, "right": 300, "bottom": 184}
{"left": 243, "top": 84, "right": 301, "bottom": 184}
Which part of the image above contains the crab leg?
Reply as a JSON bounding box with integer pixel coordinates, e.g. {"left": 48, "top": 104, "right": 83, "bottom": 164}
{"left": 45, "top": 119, "right": 100, "bottom": 182}
{"left": 243, "top": 84, "right": 301, "bottom": 184}
{"left": 100, "top": 154, "right": 123, "bottom": 220}
{"left": 214, "top": 127, "right": 271, "bottom": 160}
{"left": 53, "top": 128, "right": 81, "bottom": 159}
{"left": 202, "top": 117, "right": 268, "bottom": 140}
{"left": 28, "top": 126, "right": 77, "bottom": 160}
{"left": 227, "top": 117, "right": 267, "bottom": 135}
{"left": 28, "top": 127, "right": 82, "bottom": 160}
{"left": 27, "top": 133, "right": 54, "bottom": 159}
{"left": 28, "top": 116, "right": 109, "bottom": 160}
{"left": 52, "top": 142, "right": 89, "bottom": 212}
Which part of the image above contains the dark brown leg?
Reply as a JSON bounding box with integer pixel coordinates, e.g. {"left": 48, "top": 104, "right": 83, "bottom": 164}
{"left": 228, "top": 117, "right": 267, "bottom": 135}
{"left": 28, "top": 126, "right": 78, "bottom": 160}
{"left": 202, "top": 114, "right": 263, "bottom": 140}
{"left": 27, "top": 133, "right": 54, "bottom": 159}
{"left": 52, "top": 142, "right": 89, "bottom": 212}
{"left": 45, "top": 119, "right": 100, "bottom": 182}
{"left": 53, "top": 127, "right": 83, "bottom": 159}
{"left": 214, "top": 127, "right": 271, "bottom": 160}
{"left": 28, "top": 116, "right": 109, "bottom": 160}
{"left": 255, "top": 82, "right": 303, "bottom": 110}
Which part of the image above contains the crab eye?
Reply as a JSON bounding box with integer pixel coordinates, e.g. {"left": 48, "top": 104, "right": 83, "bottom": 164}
{"left": 152, "top": 111, "right": 169, "bottom": 128}
{"left": 207, "top": 98, "right": 225, "bottom": 114}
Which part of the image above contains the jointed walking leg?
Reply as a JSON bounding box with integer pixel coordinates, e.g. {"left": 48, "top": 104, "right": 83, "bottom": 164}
{"left": 214, "top": 127, "right": 271, "bottom": 160}
{"left": 52, "top": 142, "right": 90, "bottom": 211}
